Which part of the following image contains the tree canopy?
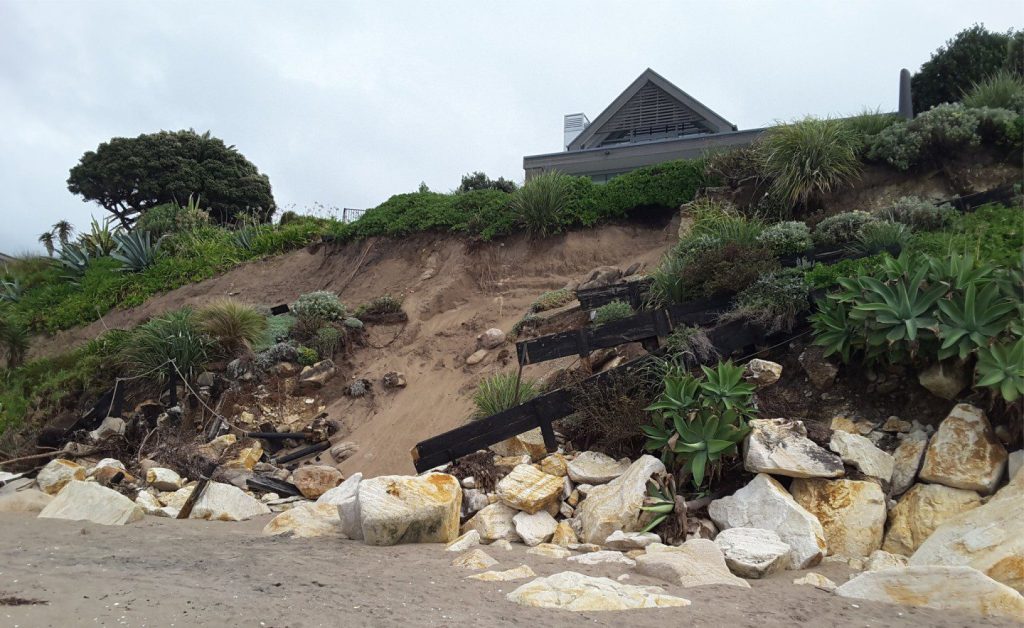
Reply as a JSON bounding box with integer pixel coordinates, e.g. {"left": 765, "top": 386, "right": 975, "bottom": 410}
{"left": 67, "top": 130, "right": 276, "bottom": 227}
{"left": 912, "top": 24, "right": 1020, "bottom": 114}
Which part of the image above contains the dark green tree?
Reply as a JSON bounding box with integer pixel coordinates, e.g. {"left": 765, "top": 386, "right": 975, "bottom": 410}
{"left": 911, "top": 24, "right": 1018, "bottom": 114}
{"left": 67, "top": 130, "right": 276, "bottom": 227}
{"left": 458, "top": 171, "right": 517, "bottom": 194}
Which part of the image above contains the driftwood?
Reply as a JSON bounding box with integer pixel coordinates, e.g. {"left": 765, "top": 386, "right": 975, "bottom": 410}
{"left": 176, "top": 477, "right": 210, "bottom": 520}
{"left": 246, "top": 476, "right": 303, "bottom": 497}
{"left": 271, "top": 440, "right": 330, "bottom": 465}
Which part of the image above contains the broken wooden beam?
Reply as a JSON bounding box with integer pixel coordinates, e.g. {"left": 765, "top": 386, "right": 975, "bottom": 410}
{"left": 243, "top": 432, "right": 313, "bottom": 441}
{"left": 271, "top": 440, "right": 330, "bottom": 465}
{"left": 246, "top": 476, "right": 303, "bottom": 497}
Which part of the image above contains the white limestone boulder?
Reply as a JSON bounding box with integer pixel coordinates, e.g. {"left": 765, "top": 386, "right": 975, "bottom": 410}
{"left": 890, "top": 430, "right": 929, "bottom": 496}
{"left": 882, "top": 483, "right": 981, "bottom": 556}
{"left": 918, "top": 403, "right": 1007, "bottom": 494}
{"left": 566, "top": 451, "right": 630, "bottom": 484}
{"left": 36, "top": 459, "right": 86, "bottom": 495}
{"left": 461, "top": 502, "right": 521, "bottom": 543}
{"left": 635, "top": 539, "right": 750, "bottom": 588}
{"left": 791, "top": 478, "right": 886, "bottom": 558}
{"left": 262, "top": 502, "right": 342, "bottom": 538}
{"left": 576, "top": 455, "right": 664, "bottom": 545}
{"left": 290, "top": 465, "right": 344, "bottom": 500}
{"left": 604, "top": 530, "right": 660, "bottom": 551}
{"left": 358, "top": 473, "right": 461, "bottom": 545}
{"left": 0, "top": 489, "right": 53, "bottom": 513}
{"left": 146, "top": 467, "right": 183, "bottom": 492}
{"left": 714, "top": 527, "right": 791, "bottom": 578}
{"left": 190, "top": 482, "right": 271, "bottom": 522}
{"left": 708, "top": 473, "right": 826, "bottom": 569}
{"left": 513, "top": 510, "right": 558, "bottom": 547}
{"left": 744, "top": 418, "right": 844, "bottom": 478}
{"left": 828, "top": 431, "right": 894, "bottom": 483}
{"left": 496, "top": 464, "right": 563, "bottom": 514}
{"left": 506, "top": 571, "right": 691, "bottom": 610}
{"left": 38, "top": 480, "right": 143, "bottom": 526}
{"left": 835, "top": 566, "right": 1024, "bottom": 620}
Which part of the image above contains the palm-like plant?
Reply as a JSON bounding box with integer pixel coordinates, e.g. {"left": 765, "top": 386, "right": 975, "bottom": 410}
{"left": 472, "top": 372, "right": 540, "bottom": 418}
{"left": 0, "top": 316, "right": 30, "bottom": 367}
{"left": 512, "top": 171, "right": 572, "bottom": 237}
{"left": 38, "top": 232, "right": 55, "bottom": 257}
{"left": 80, "top": 217, "right": 119, "bottom": 257}
{"left": 196, "top": 298, "right": 268, "bottom": 356}
{"left": 51, "top": 220, "right": 74, "bottom": 246}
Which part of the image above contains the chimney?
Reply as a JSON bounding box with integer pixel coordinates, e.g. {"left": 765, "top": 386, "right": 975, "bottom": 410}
{"left": 563, "top": 113, "right": 590, "bottom": 150}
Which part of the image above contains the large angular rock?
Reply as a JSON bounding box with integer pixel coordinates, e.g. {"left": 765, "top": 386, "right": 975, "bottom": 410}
{"left": 909, "top": 487, "right": 1024, "bottom": 592}
{"left": 477, "top": 328, "right": 506, "bottom": 350}
{"left": 135, "top": 491, "right": 177, "bottom": 518}
{"left": 566, "top": 451, "right": 631, "bottom": 484}
{"left": 146, "top": 467, "right": 183, "bottom": 492}
{"left": 568, "top": 550, "right": 636, "bottom": 567}
{"left": 262, "top": 502, "right": 342, "bottom": 538}
{"left": 793, "top": 572, "right": 837, "bottom": 591}
{"left": 890, "top": 430, "right": 929, "bottom": 496}
{"left": 527, "top": 543, "right": 572, "bottom": 559}
{"left": 551, "top": 521, "right": 578, "bottom": 547}
{"left": 513, "top": 510, "right": 558, "bottom": 547}
{"left": 744, "top": 418, "right": 844, "bottom": 479}
{"left": 490, "top": 428, "right": 548, "bottom": 462}
{"left": 296, "top": 359, "right": 336, "bottom": 390}
{"left": 290, "top": 465, "right": 344, "bottom": 499}
{"left": 835, "top": 566, "right": 1024, "bottom": 620}
{"left": 0, "top": 489, "right": 53, "bottom": 513}
{"left": 791, "top": 478, "right": 886, "bottom": 558}
{"left": 918, "top": 360, "right": 968, "bottom": 400}
{"left": 865, "top": 549, "right": 908, "bottom": 572}
{"left": 38, "top": 480, "right": 143, "bottom": 526}
{"left": 496, "top": 464, "right": 563, "bottom": 514}
{"left": 714, "top": 527, "right": 791, "bottom": 578}
{"left": 744, "top": 359, "right": 782, "bottom": 387}
{"left": 469, "top": 565, "right": 537, "bottom": 582}
{"left": 829, "top": 431, "right": 894, "bottom": 483}
{"left": 317, "top": 472, "right": 362, "bottom": 505}
{"left": 918, "top": 403, "right": 1007, "bottom": 494}
{"left": 882, "top": 483, "right": 982, "bottom": 556}
{"left": 452, "top": 549, "right": 498, "bottom": 570}
{"left": 604, "top": 530, "right": 660, "bottom": 551}
{"left": 576, "top": 455, "right": 664, "bottom": 545}
{"left": 798, "top": 346, "right": 838, "bottom": 390}
{"left": 506, "top": 571, "right": 690, "bottom": 611}
{"left": 461, "top": 502, "right": 520, "bottom": 543}
{"left": 36, "top": 459, "right": 86, "bottom": 495}
{"left": 709, "top": 474, "right": 826, "bottom": 569}
{"left": 358, "top": 473, "right": 461, "bottom": 545}
{"left": 190, "top": 482, "right": 271, "bottom": 521}
{"left": 335, "top": 474, "right": 363, "bottom": 540}
{"left": 635, "top": 539, "right": 750, "bottom": 588}
{"left": 445, "top": 530, "right": 481, "bottom": 552}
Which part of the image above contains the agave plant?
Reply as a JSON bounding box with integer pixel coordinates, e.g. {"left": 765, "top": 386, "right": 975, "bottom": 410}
{"left": 112, "top": 230, "right": 162, "bottom": 272}
{"left": 58, "top": 242, "right": 91, "bottom": 279}
{"left": 698, "top": 361, "right": 756, "bottom": 415}
{"left": 975, "top": 337, "right": 1024, "bottom": 402}
{"left": 640, "top": 479, "right": 678, "bottom": 533}
{"left": 936, "top": 282, "right": 1016, "bottom": 360}
{"left": 0, "top": 277, "right": 21, "bottom": 303}
{"left": 927, "top": 253, "right": 996, "bottom": 292}
{"left": 811, "top": 299, "right": 863, "bottom": 362}
{"left": 80, "top": 217, "right": 119, "bottom": 257}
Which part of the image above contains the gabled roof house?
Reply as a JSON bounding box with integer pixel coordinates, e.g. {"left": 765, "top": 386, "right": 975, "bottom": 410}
{"left": 523, "top": 68, "right": 765, "bottom": 181}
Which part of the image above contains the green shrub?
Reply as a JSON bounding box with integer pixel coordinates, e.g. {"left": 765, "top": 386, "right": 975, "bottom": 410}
{"left": 881, "top": 196, "right": 956, "bottom": 231}
{"left": 530, "top": 288, "right": 575, "bottom": 313}
{"left": 458, "top": 171, "right": 517, "bottom": 194}
{"left": 813, "top": 211, "right": 876, "bottom": 248}
{"left": 342, "top": 317, "right": 363, "bottom": 329}
{"left": 121, "top": 309, "right": 210, "bottom": 383}
{"left": 136, "top": 198, "right": 210, "bottom": 237}
{"left": 296, "top": 346, "right": 319, "bottom": 366}
{"left": 962, "top": 70, "right": 1024, "bottom": 112}
{"left": 757, "top": 221, "right": 813, "bottom": 255}
{"left": 597, "top": 159, "right": 710, "bottom": 218}
{"left": 850, "top": 220, "right": 909, "bottom": 255}
{"left": 664, "top": 325, "right": 717, "bottom": 365}
{"left": 513, "top": 171, "right": 573, "bottom": 236}
{"left": 724, "top": 268, "right": 810, "bottom": 333}
{"left": 803, "top": 253, "right": 888, "bottom": 290}
{"left": 844, "top": 108, "right": 903, "bottom": 151}
{"left": 648, "top": 242, "right": 777, "bottom": 307}
{"left": 867, "top": 103, "right": 991, "bottom": 170}
{"left": 642, "top": 361, "right": 754, "bottom": 488}
{"left": 0, "top": 316, "right": 30, "bottom": 367}
{"left": 907, "top": 203, "right": 1024, "bottom": 267}
{"left": 593, "top": 300, "right": 633, "bottom": 326}
{"left": 690, "top": 204, "right": 763, "bottom": 246}
{"left": 472, "top": 372, "right": 539, "bottom": 418}
{"left": 912, "top": 25, "right": 1017, "bottom": 113}
{"left": 196, "top": 298, "right": 267, "bottom": 356}
{"left": 313, "top": 326, "right": 343, "bottom": 357}
{"left": 354, "top": 294, "right": 403, "bottom": 318}
{"left": 705, "top": 146, "right": 759, "bottom": 188}
{"left": 293, "top": 290, "right": 346, "bottom": 322}
{"left": 254, "top": 314, "right": 296, "bottom": 352}
{"left": 756, "top": 117, "right": 862, "bottom": 209}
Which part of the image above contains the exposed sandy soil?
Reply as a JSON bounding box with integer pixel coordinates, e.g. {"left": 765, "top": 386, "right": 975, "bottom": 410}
{"left": 1, "top": 512, "right": 1018, "bottom": 628}
{"left": 28, "top": 223, "right": 677, "bottom": 477}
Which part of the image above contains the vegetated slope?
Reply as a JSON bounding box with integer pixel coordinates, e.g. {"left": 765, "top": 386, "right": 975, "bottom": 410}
{"left": 31, "top": 222, "right": 678, "bottom": 476}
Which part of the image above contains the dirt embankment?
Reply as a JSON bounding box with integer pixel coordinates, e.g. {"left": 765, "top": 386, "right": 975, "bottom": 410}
{"left": 30, "top": 222, "right": 678, "bottom": 477}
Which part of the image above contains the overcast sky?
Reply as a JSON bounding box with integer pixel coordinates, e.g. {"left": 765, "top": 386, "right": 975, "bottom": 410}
{"left": 1, "top": 1, "right": 1020, "bottom": 254}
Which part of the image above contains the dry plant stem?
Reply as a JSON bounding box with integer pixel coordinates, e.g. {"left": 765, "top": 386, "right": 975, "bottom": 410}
{"left": 0, "top": 447, "right": 98, "bottom": 468}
